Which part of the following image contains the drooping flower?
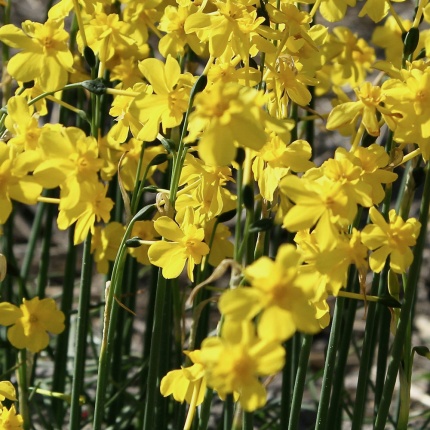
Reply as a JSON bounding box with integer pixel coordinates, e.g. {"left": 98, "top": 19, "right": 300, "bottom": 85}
{"left": 57, "top": 180, "right": 114, "bottom": 245}
{"left": 0, "top": 381, "right": 16, "bottom": 403}
{"left": 160, "top": 350, "right": 207, "bottom": 405}
{"left": 91, "top": 222, "right": 126, "bottom": 274}
{"left": 0, "top": 297, "right": 65, "bottom": 353}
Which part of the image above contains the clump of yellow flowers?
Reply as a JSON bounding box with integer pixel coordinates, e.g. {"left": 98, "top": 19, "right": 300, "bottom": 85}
{"left": 0, "top": 0, "right": 428, "bottom": 429}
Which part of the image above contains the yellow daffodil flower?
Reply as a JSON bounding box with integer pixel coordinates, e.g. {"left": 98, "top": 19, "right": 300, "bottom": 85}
{"left": 0, "top": 381, "right": 17, "bottom": 403}
{"left": 0, "top": 19, "right": 74, "bottom": 92}
{"left": 5, "top": 96, "right": 41, "bottom": 152}
{"left": 0, "top": 404, "right": 23, "bottom": 429}
{"left": 160, "top": 350, "right": 206, "bottom": 405}
{"left": 91, "top": 222, "right": 126, "bottom": 274}
{"left": 148, "top": 208, "right": 210, "bottom": 281}
{"left": 327, "top": 82, "right": 399, "bottom": 137}
{"left": 280, "top": 175, "right": 351, "bottom": 249}
{"left": 361, "top": 207, "right": 421, "bottom": 274}
{"left": 383, "top": 68, "right": 430, "bottom": 159}
{"left": 57, "top": 180, "right": 114, "bottom": 244}
{"left": 219, "top": 244, "right": 322, "bottom": 341}
{"left": 201, "top": 320, "right": 285, "bottom": 411}
{"left": 252, "top": 136, "right": 314, "bottom": 201}
{"left": 0, "top": 297, "right": 65, "bottom": 353}
{"left": 0, "top": 142, "right": 42, "bottom": 224}
{"left": 158, "top": 3, "right": 205, "bottom": 58}
{"left": 130, "top": 55, "right": 194, "bottom": 142}
{"left": 186, "top": 81, "right": 287, "bottom": 166}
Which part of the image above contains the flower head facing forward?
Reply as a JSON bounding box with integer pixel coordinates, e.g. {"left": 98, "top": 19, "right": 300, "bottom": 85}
{"left": 148, "top": 208, "right": 210, "bottom": 281}
{"left": 361, "top": 207, "right": 421, "bottom": 274}
{"left": 200, "top": 320, "right": 285, "bottom": 411}
{"left": 0, "top": 19, "right": 74, "bottom": 92}
{"left": 0, "top": 297, "right": 65, "bottom": 353}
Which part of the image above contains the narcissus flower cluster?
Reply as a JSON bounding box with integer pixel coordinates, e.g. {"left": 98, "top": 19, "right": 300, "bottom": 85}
{"left": 0, "top": 0, "right": 427, "bottom": 424}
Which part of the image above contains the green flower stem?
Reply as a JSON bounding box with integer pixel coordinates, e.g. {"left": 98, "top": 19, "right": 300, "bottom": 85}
{"left": 142, "top": 271, "right": 167, "bottom": 430}
{"left": 224, "top": 394, "right": 234, "bottom": 429}
{"left": 137, "top": 265, "right": 159, "bottom": 429}
{"left": 27, "top": 83, "right": 85, "bottom": 107}
{"left": 107, "top": 255, "right": 137, "bottom": 424}
{"left": 242, "top": 411, "right": 254, "bottom": 430}
{"left": 93, "top": 205, "right": 155, "bottom": 429}
{"left": 288, "top": 334, "right": 313, "bottom": 430}
{"left": 70, "top": 233, "right": 93, "bottom": 430}
{"left": 36, "top": 194, "right": 55, "bottom": 299}
{"left": 198, "top": 388, "right": 214, "bottom": 430}
{"left": 1, "top": 0, "right": 11, "bottom": 106}
{"left": 169, "top": 74, "right": 208, "bottom": 207}
{"left": 52, "top": 226, "right": 77, "bottom": 427}
{"left": 314, "top": 296, "right": 346, "bottom": 430}
{"left": 17, "top": 349, "right": 30, "bottom": 430}
{"left": 350, "top": 271, "right": 384, "bottom": 430}
{"left": 327, "top": 272, "right": 360, "bottom": 429}
{"left": 373, "top": 301, "right": 391, "bottom": 422}
{"left": 280, "top": 336, "right": 294, "bottom": 428}
{"left": 374, "top": 161, "right": 430, "bottom": 430}
{"left": 234, "top": 163, "right": 244, "bottom": 263}
{"left": 19, "top": 198, "right": 46, "bottom": 289}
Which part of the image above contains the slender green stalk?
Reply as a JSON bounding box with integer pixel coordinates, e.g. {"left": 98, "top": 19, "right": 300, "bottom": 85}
{"left": 93, "top": 205, "right": 154, "bottom": 429}
{"left": 70, "top": 233, "right": 93, "bottom": 430}
{"left": 314, "top": 296, "right": 346, "bottom": 430}
{"left": 280, "top": 337, "right": 294, "bottom": 428}
{"left": 374, "top": 163, "right": 430, "bottom": 429}
{"left": 234, "top": 162, "right": 244, "bottom": 263}
{"left": 19, "top": 198, "right": 46, "bottom": 287}
{"left": 288, "top": 334, "right": 313, "bottom": 430}
{"left": 169, "top": 74, "right": 208, "bottom": 206}
{"left": 52, "top": 227, "right": 77, "bottom": 427}
{"left": 17, "top": 349, "right": 30, "bottom": 430}
{"left": 327, "top": 272, "right": 360, "bottom": 429}
{"left": 350, "top": 272, "right": 382, "bottom": 430}
{"left": 1, "top": 0, "right": 11, "bottom": 106}
{"left": 224, "top": 394, "right": 234, "bottom": 429}
{"left": 198, "top": 389, "right": 214, "bottom": 430}
{"left": 242, "top": 411, "right": 254, "bottom": 430}
{"left": 137, "top": 265, "right": 159, "bottom": 429}
{"left": 373, "top": 305, "right": 391, "bottom": 422}
{"left": 142, "top": 272, "right": 167, "bottom": 430}
{"left": 36, "top": 195, "right": 55, "bottom": 299}
{"left": 155, "top": 280, "right": 173, "bottom": 430}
